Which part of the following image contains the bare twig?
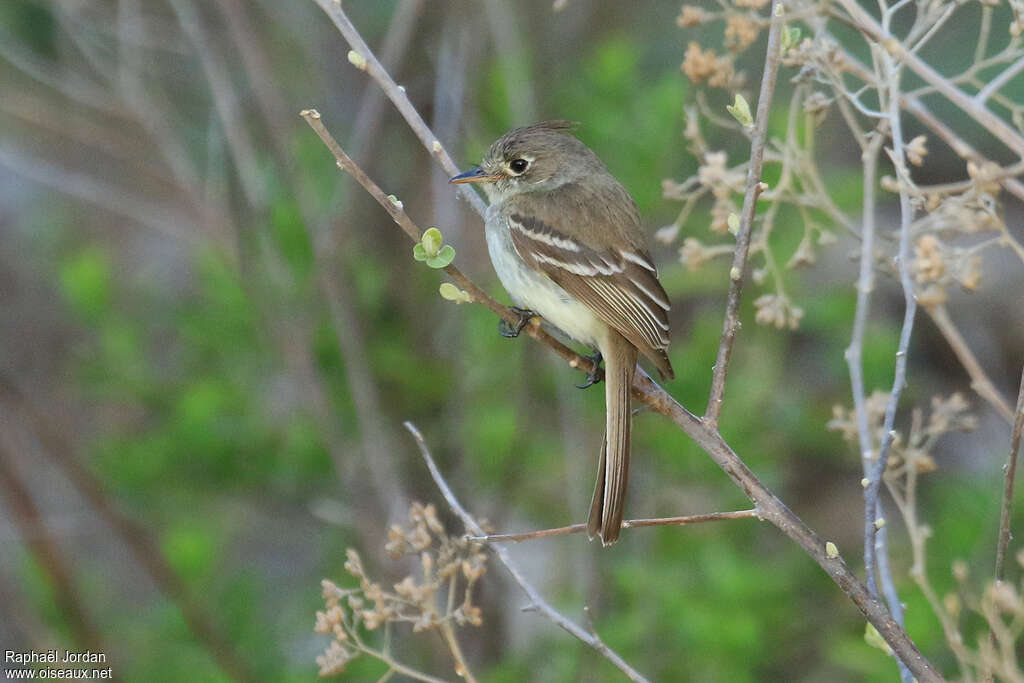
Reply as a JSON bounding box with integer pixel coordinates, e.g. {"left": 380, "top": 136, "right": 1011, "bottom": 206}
{"left": 835, "top": 0, "right": 1024, "bottom": 158}
{"left": 309, "top": 0, "right": 488, "bottom": 218}
{"left": 846, "top": 123, "right": 913, "bottom": 681}
{"left": 299, "top": 109, "right": 602, "bottom": 381}
{"left": 975, "top": 55, "right": 1024, "bottom": 105}
{"left": 403, "top": 422, "right": 652, "bottom": 683}
{"left": 846, "top": 131, "right": 886, "bottom": 467}
{"left": 861, "top": 44, "right": 918, "bottom": 683}
{"left": 704, "top": 0, "right": 785, "bottom": 426}
{"left": 438, "top": 619, "right": 477, "bottom": 683}
{"left": 467, "top": 509, "right": 760, "bottom": 543}
{"left": 348, "top": 0, "right": 426, "bottom": 164}
{"left": 995, "top": 367, "right": 1024, "bottom": 584}
{"left": 926, "top": 304, "right": 1016, "bottom": 423}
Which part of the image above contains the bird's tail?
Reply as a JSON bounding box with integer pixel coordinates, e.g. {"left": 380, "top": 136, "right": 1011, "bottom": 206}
{"left": 587, "top": 333, "right": 637, "bottom": 545}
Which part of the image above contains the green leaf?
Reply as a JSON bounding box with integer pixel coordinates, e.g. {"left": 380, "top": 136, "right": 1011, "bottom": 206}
{"left": 864, "top": 623, "right": 893, "bottom": 656}
{"left": 439, "top": 282, "right": 471, "bottom": 303}
{"left": 727, "top": 93, "right": 754, "bottom": 128}
{"left": 421, "top": 227, "right": 443, "bottom": 257}
{"left": 782, "top": 26, "right": 802, "bottom": 51}
{"left": 413, "top": 243, "right": 428, "bottom": 261}
{"left": 59, "top": 247, "right": 112, "bottom": 322}
{"left": 426, "top": 245, "right": 455, "bottom": 269}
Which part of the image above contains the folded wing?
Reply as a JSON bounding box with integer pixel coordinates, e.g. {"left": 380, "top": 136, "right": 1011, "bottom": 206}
{"left": 508, "top": 212, "right": 674, "bottom": 380}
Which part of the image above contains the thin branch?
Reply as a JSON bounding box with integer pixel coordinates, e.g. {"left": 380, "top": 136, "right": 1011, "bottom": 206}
{"left": 974, "top": 55, "right": 1024, "bottom": 105}
{"left": 299, "top": 109, "right": 602, "bottom": 381}
{"left": 403, "top": 422, "right": 652, "bottom": 683}
{"left": 846, "top": 127, "right": 912, "bottom": 683}
{"left": 309, "top": 0, "right": 488, "bottom": 218}
{"left": 835, "top": 0, "right": 1024, "bottom": 158}
{"left": 995, "top": 367, "right": 1024, "bottom": 583}
{"left": 704, "top": 0, "right": 785, "bottom": 426}
{"left": 828, "top": 36, "right": 1024, "bottom": 203}
{"left": 846, "top": 130, "right": 886, "bottom": 467}
{"left": 467, "top": 510, "right": 760, "bottom": 543}
{"left": 438, "top": 620, "right": 477, "bottom": 683}
{"left": 862, "top": 52, "right": 918, "bottom": 683}
{"left": 348, "top": 0, "right": 426, "bottom": 164}
{"left": 925, "top": 304, "right": 1016, "bottom": 423}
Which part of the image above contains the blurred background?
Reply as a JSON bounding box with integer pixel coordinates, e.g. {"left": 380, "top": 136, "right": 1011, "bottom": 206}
{"left": 1, "top": 0, "right": 1023, "bottom": 681}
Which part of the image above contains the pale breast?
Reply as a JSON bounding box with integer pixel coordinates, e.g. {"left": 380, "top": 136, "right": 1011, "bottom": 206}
{"left": 484, "top": 208, "right": 605, "bottom": 349}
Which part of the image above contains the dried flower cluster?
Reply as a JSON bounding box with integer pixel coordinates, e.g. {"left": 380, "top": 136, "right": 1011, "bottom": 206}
{"left": 314, "top": 502, "right": 487, "bottom": 677}
{"left": 829, "top": 391, "right": 976, "bottom": 474}
{"left": 935, "top": 552, "right": 1024, "bottom": 680}
{"left": 665, "top": 0, "right": 1024, "bottom": 337}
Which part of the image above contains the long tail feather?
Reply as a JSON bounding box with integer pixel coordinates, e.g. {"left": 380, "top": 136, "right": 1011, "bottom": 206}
{"left": 587, "top": 333, "right": 637, "bottom": 545}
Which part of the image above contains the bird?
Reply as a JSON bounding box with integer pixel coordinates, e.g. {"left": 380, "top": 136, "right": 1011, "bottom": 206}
{"left": 450, "top": 120, "right": 674, "bottom": 545}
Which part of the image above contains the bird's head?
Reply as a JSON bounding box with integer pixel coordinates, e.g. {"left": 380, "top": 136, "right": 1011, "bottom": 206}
{"left": 450, "top": 120, "right": 593, "bottom": 201}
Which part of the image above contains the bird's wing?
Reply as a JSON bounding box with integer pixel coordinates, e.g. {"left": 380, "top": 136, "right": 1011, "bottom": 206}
{"left": 507, "top": 211, "right": 674, "bottom": 379}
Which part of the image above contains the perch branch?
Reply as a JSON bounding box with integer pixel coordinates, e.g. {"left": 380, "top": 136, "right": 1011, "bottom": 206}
{"left": 300, "top": 109, "right": 602, "bottom": 381}
{"left": 466, "top": 509, "right": 759, "bottom": 543}
{"left": 403, "top": 422, "right": 651, "bottom": 683}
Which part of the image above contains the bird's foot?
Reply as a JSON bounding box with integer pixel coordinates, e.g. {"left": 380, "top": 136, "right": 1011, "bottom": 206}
{"left": 498, "top": 307, "right": 537, "bottom": 338}
{"left": 576, "top": 350, "right": 604, "bottom": 389}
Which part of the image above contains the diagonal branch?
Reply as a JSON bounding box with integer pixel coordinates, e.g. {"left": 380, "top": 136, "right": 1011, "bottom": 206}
{"left": 704, "top": 1, "right": 785, "bottom": 426}
{"left": 300, "top": 109, "right": 602, "bottom": 381}
{"left": 403, "top": 422, "right": 651, "bottom": 683}
{"left": 925, "top": 304, "right": 1016, "bottom": 423}
{"left": 309, "top": 0, "right": 488, "bottom": 218}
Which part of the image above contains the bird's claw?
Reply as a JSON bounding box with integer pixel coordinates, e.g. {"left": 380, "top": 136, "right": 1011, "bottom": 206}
{"left": 498, "top": 307, "right": 537, "bottom": 338}
{"left": 576, "top": 351, "right": 604, "bottom": 389}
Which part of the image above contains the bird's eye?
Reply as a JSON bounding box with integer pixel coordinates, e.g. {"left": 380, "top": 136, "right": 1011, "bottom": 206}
{"left": 509, "top": 158, "right": 529, "bottom": 174}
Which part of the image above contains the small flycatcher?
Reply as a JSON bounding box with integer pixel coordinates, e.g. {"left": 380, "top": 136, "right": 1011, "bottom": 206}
{"left": 451, "top": 121, "right": 674, "bottom": 545}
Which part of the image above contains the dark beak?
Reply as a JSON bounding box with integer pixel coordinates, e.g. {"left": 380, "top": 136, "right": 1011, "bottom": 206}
{"left": 449, "top": 166, "right": 500, "bottom": 184}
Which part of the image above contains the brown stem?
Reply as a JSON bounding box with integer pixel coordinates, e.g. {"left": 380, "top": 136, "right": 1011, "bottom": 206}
{"left": 925, "top": 304, "right": 1015, "bottom": 423}
{"left": 309, "top": 0, "right": 488, "bottom": 218}
{"left": 995, "top": 367, "right": 1024, "bottom": 584}
{"left": 704, "top": 1, "right": 785, "bottom": 426}
{"left": 467, "top": 509, "right": 760, "bottom": 543}
{"left": 630, "top": 371, "right": 942, "bottom": 682}
{"left": 299, "top": 109, "right": 602, "bottom": 381}
{"left": 438, "top": 620, "right": 477, "bottom": 683}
